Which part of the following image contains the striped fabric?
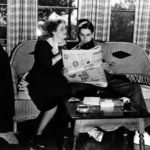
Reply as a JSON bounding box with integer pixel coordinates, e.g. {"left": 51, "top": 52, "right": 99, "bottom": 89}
{"left": 78, "top": 0, "right": 111, "bottom": 42}
{"left": 133, "top": 0, "right": 150, "bottom": 56}
{"left": 7, "top": 0, "right": 38, "bottom": 56}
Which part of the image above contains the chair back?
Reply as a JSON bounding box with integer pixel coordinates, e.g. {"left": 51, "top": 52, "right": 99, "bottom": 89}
{"left": 10, "top": 40, "right": 40, "bottom": 133}
{"left": 10, "top": 40, "right": 37, "bottom": 95}
{"left": 103, "top": 42, "right": 150, "bottom": 74}
{"left": 10, "top": 40, "right": 37, "bottom": 76}
{"left": 102, "top": 42, "right": 150, "bottom": 86}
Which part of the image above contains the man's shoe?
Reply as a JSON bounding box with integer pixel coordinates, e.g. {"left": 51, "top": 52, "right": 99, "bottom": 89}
{"left": 134, "top": 131, "right": 150, "bottom": 146}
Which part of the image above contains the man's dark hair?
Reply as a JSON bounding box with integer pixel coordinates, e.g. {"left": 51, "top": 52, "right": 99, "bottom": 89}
{"left": 77, "top": 19, "right": 94, "bottom": 34}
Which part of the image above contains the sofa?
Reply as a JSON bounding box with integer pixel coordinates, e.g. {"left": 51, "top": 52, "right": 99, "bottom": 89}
{"left": 10, "top": 40, "right": 150, "bottom": 133}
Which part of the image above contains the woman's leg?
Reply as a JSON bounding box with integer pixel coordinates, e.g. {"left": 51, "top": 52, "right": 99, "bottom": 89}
{"left": 36, "top": 106, "right": 58, "bottom": 135}
{"left": 30, "top": 106, "right": 58, "bottom": 149}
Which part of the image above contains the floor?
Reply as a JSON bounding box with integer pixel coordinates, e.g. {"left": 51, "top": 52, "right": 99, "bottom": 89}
{"left": 0, "top": 119, "right": 150, "bottom": 150}
{"left": 0, "top": 119, "right": 135, "bottom": 150}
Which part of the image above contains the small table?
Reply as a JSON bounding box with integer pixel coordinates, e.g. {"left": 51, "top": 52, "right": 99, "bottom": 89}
{"left": 65, "top": 100, "right": 150, "bottom": 150}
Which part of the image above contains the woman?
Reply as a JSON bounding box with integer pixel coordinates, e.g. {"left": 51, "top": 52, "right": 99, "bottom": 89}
{"left": 25, "top": 19, "right": 70, "bottom": 149}
{"left": 72, "top": 19, "right": 148, "bottom": 112}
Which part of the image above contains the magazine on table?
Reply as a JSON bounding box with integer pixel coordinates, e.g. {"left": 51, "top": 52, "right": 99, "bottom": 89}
{"left": 62, "top": 45, "right": 108, "bottom": 87}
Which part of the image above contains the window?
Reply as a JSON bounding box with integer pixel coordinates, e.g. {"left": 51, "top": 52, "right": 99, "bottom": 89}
{"left": 0, "top": 0, "right": 7, "bottom": 47}
{"left": 38, "top": 0, "right": 79, "bottom": 40}
{"left": 0, "top": 0, "right": 139, "bottom": 46}
{"left": 110, "top": 0, "right": 136, "bottom": 42}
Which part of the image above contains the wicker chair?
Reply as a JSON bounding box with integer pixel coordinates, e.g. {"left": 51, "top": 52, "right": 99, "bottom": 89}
{"left": 10, "top": 40, "right": 40, "bottom": 133}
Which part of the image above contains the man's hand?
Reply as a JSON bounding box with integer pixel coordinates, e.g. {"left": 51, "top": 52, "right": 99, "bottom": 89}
{"left": 102, "top": 62, "right": 110, "bottom": 71}
{"left": 102, "top": 62, "right": 116, "bottom": 73}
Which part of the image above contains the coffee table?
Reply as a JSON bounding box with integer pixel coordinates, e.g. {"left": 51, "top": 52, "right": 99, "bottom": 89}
{"left": 65, "top": 100, "right": 150, "bottom": 150}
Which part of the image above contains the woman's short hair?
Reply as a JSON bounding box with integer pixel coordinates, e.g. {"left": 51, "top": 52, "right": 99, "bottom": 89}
{"left": 77, "top": 19, "right": 94, "bottom": 34}
{"left": 45, "top": 19, "right": 66, "bottom": 37}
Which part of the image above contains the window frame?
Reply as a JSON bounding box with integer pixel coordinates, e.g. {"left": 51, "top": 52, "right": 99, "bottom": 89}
{"left": 0, "top": 0, "right": 138, "bottom": 47}
{"left": 38, "top": 0, "right": 79, "bottom": 40}
{"left": 110, "top": 0, "right": 136, "bottom": 42}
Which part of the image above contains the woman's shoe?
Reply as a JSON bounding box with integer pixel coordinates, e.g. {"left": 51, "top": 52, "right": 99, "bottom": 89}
{"left": 30, "top": 135, "right": 47, "bottom": 150}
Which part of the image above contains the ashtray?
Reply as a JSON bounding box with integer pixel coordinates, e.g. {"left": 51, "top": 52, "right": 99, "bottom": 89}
{"left": 76, "top": 104, "right": 89, "bottom": 113}
{"left": 68, "top": 97, "right": 80, "bottom": 103}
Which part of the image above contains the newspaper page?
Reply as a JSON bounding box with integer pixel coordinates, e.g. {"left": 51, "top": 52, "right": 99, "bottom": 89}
{"left": 62, "top": 45, "right": 108, "bottom": 87}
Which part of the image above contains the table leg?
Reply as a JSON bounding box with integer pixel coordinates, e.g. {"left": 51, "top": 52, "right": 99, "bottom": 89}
{"left": 138, "top": 118, "right": 145, "bottom": 150}
{"left": 139, "top": 133, "right": 145, "bottom": 150}
{"left": 72, "top": 135, "right": 77, "bottom": 150}
{"left": 72, "top": 120, "right": 82, "bottom": 150}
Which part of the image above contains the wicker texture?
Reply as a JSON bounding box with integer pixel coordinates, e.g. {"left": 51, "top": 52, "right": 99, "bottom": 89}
{"left": 10, "top": 40, "right": 40, "bottom": 132}
{"left": 103, "top": 42, "right": 150, "bottom": 85}
{"left": 10, "top": 40, "right": 150, "bottom": 132}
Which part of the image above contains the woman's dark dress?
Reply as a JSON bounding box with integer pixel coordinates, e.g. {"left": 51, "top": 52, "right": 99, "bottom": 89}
{"left": 26, "top": 40, "right": 69, "bottom": 111}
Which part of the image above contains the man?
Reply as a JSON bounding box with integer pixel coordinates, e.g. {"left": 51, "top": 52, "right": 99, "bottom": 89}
{"left": 70, "top": 19, "right": 148, "bottom": 113}
{"left": 70, "top": 18, "right": 150, "bottom": 146}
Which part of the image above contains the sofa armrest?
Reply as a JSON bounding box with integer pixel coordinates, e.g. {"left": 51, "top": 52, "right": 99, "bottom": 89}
{"left": 11, "top": 67, "right": 18, "bottom": 99}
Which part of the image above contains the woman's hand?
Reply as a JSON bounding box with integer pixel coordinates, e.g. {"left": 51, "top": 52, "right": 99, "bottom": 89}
{"left": 52, "top": 54, "right": 62, "bottom": 66}
{"left": 18, "top": 79, "right": 29, "bottom": 91}
{"left": 18, "top": 72, "right": 29, "bottom": 91}
{"left": 62, "top": 67, "right": 68, "bottom": 74}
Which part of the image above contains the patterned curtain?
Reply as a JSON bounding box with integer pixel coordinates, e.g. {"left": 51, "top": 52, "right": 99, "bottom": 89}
{"left": 78, "top": 0, "right": 111, "bottom": 42}
{"left": 133, "top": 0, "right": 150, "bottom": 55}
{"left": 7, "top": 0, "right": 38, "bottom": 56}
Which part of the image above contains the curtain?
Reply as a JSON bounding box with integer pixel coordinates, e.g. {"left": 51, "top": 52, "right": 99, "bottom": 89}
{"left": 133, "top": 0, "right": 150, "bottom": 55}
{"left": 78, "top": 0, "right": 111, "bottom": 42}
{"left": 7, "top": 0, "right": 38, "bottom": 56}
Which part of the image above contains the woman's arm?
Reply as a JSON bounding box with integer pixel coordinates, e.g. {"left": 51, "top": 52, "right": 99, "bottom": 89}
{"left": 34, "top": 40, "right": 53, "bottom": 70}
{"left": 26, "top": 40, "right": 54, "bottom": 83}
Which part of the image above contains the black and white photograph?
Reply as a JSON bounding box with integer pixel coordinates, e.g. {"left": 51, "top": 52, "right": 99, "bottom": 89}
{"left": 0, "top": 0, "right": 150, "bottom": 150}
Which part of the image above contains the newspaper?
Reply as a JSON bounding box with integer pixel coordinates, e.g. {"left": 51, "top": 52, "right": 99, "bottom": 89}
{"left": 62, "top": 45, "right": 108, "bottom": 87}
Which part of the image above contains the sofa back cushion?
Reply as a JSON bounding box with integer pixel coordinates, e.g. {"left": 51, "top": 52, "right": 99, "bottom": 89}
{"left": 102, "top": 42, "right": 150, "bottom": 86}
